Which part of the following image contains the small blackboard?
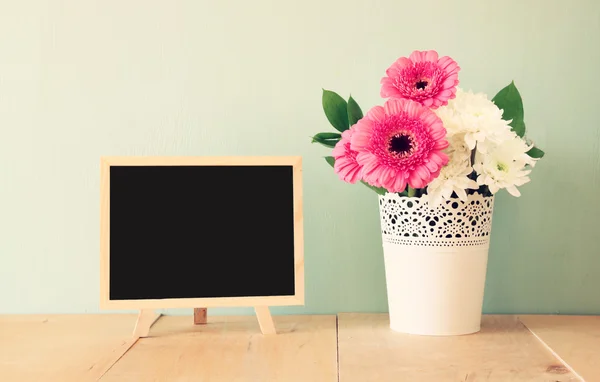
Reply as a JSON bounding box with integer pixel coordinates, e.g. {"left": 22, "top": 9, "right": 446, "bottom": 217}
{"left": 100, "top": 156, "right": 304, "bottom": 310}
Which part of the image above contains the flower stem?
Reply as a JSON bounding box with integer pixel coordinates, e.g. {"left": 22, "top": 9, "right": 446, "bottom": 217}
{"left": 470, "top": 146, "right": 477, "bottom": 166}
{"left": 407, "top": 187, "right": 416, "bottom": 197}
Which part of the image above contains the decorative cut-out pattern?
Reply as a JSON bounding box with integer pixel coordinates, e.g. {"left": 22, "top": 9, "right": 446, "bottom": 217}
{"left": 378, "top": 192, "right": 495, "bottom": 247}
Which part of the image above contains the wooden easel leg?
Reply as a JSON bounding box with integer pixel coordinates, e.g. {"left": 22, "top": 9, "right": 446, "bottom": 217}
{"left": 193, "top": 308, "right": 207, "bottom": 325}
{"left": 254, "top": 306, "right": 276, "bottom": 335}
{"left": 133, "top": 309, "right": 161, "bottom": 338}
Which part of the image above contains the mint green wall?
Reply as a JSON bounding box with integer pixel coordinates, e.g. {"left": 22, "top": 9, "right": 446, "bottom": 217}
{"left": 1, "top": 0, "right": 599, "bottom": 315}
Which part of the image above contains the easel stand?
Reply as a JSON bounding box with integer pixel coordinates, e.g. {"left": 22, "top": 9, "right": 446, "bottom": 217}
{"left": 132, "top": 306, "right": 276, "bottom": 338}
{"left": 193, "top": 308, "right": 207, "bottom": 324}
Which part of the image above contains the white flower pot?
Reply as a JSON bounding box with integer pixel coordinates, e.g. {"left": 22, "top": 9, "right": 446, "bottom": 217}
{"left": 378, "top": 192, "right": 495, "bottom": 336}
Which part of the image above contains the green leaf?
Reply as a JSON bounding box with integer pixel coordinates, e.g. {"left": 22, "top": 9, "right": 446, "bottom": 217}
{"left": 361, "top": 181, "right": 387, "bottom": 195}
{"left": 313, "top": 132, "right": 341, "bottom": 140}
{"left": 492, "top": 81, "right": 526, "bottom": 137}
{"left": 527, "top": 146, "right": 545, "bottom": 159}
{"left": 325, "top": 156, "right": 335, "bottom": 167}
{"left": 324, "top": 156, "right": 387, "bottom": 195}
{"left": 347, "top": 95, "right": 363, "bottom": 126}
{"left": 312, "top": 132, "right": 341, "bottom": 148}
{"left": 312, "top": 138, "right": 337, "bottom": 148}
{"left": 322, "top": 89, "right": 349, "bottom": 132}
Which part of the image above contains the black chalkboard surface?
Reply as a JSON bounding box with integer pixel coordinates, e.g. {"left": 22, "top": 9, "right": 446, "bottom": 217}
{"left": 100, "top": 157, "right": 303, "bottom": 309}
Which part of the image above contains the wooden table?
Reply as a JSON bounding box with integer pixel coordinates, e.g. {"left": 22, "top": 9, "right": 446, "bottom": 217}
{"left": 0, "top": 314, "right": 598, "bottom": 381}
{"left": 0, "top": 314, "right": 139, "bottom": 382}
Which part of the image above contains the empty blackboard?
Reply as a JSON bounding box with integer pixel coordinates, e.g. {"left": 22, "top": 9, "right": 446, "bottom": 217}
{"left": 100, "top": 156, "right": 304, "bottom": 309}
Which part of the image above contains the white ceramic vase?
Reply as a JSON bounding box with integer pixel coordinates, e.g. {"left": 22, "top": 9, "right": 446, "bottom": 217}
{"left": 378, "top": 191, "right": 495, "bottom": 336}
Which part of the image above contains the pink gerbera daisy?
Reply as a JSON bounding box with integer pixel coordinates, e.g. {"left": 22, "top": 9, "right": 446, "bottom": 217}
{"left": 332, "top": 128, "right": 363, "bottom": 184}
{"left": 380, "top": 50, "right": 460, "bottom": 109}
{"left": 350, "top": 98, "right": 450, "bottom": 193}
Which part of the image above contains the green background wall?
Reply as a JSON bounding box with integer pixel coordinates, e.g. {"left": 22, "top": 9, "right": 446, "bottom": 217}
{"left": 1, "top": 0, "right": 599, "bottom": 315}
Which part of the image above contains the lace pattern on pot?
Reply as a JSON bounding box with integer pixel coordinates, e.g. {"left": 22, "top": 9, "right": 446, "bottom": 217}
{"left": 378, "top": 192, "right": 494, "bottom": 247}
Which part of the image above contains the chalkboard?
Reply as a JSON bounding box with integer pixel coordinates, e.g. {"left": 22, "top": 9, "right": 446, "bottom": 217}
{"left": 100, "top": 157, "right": 304, "bottom": 309}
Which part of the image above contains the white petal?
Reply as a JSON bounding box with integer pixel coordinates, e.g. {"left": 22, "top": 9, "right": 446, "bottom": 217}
{"left": 506, "top": 185, "right": 521, "bottom": 197}
{"left": 464, "top": 134, "right": 476, "bottom": 150}
{"left": 441, "top": 187, "right": 453, "bottom": 200}
{"left": 455, "top": 188, "right": 468, "bottom": 201}
{"left": 465, "top": 179, "right": 480, "bottom": 189}
{"left": 514, "top": 176, "right": 531, "bottom": 187}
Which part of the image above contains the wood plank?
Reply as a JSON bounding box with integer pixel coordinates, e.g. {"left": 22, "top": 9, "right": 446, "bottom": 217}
{"left": 100, "top": 315, "right": 337, "bottom": 382}
{"left": 519, "top": 315, "right": 600, "bottom": 382}
{"left": 338, "top": 313, "right": 578, "bottom": 381}
{"left": 0, "top": 314, "right": 139, "bottom": 382}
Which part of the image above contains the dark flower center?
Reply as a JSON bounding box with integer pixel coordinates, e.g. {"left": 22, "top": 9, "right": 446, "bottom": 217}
{"left": 389, "top": 134, "right": 413, "bottom": 156}
{"left": 415, "top": 80, "right": 428, "bottom": 90}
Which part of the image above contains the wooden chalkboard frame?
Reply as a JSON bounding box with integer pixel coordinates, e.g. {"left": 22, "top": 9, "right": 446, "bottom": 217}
{"left": 100, "top": 156, "right": 304, "bottom": 335}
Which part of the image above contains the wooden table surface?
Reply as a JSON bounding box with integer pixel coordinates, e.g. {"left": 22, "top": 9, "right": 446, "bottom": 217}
{"left": 101, "top": 315, "right": 338, "bottom": 382}
{"left": 0, "top": 313, "right": 598, "bottom": 381}
{"left": 0, "top": 314, "right": 139, "bottom": 382}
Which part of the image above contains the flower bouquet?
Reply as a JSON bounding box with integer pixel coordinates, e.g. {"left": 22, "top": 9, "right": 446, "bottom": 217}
{"left": 312, "top": 50, "right": 544, "bottom": 335}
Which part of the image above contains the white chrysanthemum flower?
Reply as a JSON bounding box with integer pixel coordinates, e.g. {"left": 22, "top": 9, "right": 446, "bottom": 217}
{"left": 427, "top": 134, "right": 479, "bottom": 206}
{"left": 434, "top": 88, "right": 514, "bottom": 154}
{"left": 473, "top": 133, "right": 537, "bottom": 197}
{"left": 427, "top": 163, "right": 479, "bottom": 206}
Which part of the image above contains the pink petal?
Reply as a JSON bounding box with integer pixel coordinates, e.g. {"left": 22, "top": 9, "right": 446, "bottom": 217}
{"left": 391, "top": 173, "right": 407, "bottom": 193}
{"left": 442, "top": 76, "right": 459, "bottom": 88}
{"left": 425, "top": 50, "right": 439, "bottom": 62}
{"left": 421, "top": 110, "right": 442, "bottom": 127}
{"left": 336, "top": 161, "right": 359, "bottom": 176}
{"left": 430, "top": 168, "right": 442, "bottom": 179}
{"left": 414, "top": 165, "right": 431, "bottom": 183}
{"left": 431, "top": 99, "right": 445, "bottom": 108}
{"left": 437, "top": 89, "right": 453, "bottom": 98}
{"left": 429, "top": 124, "right": 447, "bottom": 140}
{"left": 403, "top": 99, "right": 424, "bottom": 119}
{"left": 391, "top": 57, "right": 412, "bottom": 70}
{"left": 408, "top": 50, "right": 422, "bottom": 62}
{"left": 376, "top": 166, "right": 390, "bottom": 182}
{"left": 437, "top": 56, "right": 458, "bottom": 72}
{"left": 334, "top": 159, "right": 353, "bottom": 172}
{"left": 370, "top": 178, "right": 382, "bottom": 188}
{"left": 384, "top": 66, "right": 398, "bottom": 77}
{"left": 366, "top": 105, "right": 386, "bottom": 123}
{"left": 409, "top": 50, "right": 434, "bottom": 63}
{"left": 381, "top": 167, "right": 395, "bottom": 184}
{"left": 422, "top": 98, "right": 434, "bottom": 107}
{"left": 346, "top": 167, "right": 362, "bottom": 183}
{"left": 350, "top": 120, "right": 373, "bottom": 151}
{"left": 383, "top": 98, "right": 406, "bottom": 115}
{"left": 380, "top": 79, "right": 401, "bottom": 98}
{"left": 334, "top": 155, "right": 363, "bottom": 184}
{"left": 358, "top": 154, "right": 380, "bottom": 178}
{"left": 408, "top": 170, "right": 426, "bottom": 189}
{"left": 332, "top": 141, "right": 346, "bottom": 157}
{"left": 438, "top": 88, "right": 457, "bottom": 100}
{"left": 429, "top": 151, "right": 449, "bottom": 167}
{"left": 433, "top": 139, "right": 449, "bottom": 150}
{"left": 424, "top": 159, "right": 439, "bottom": 173}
